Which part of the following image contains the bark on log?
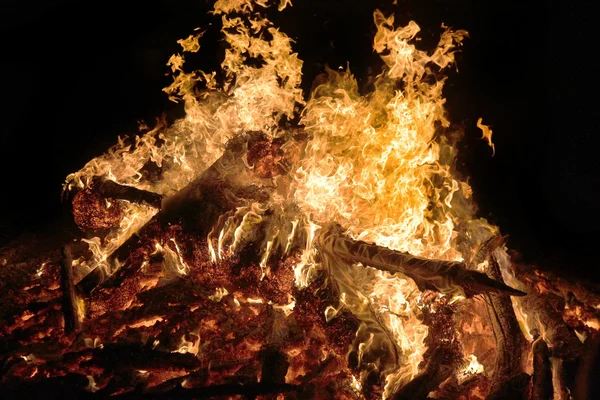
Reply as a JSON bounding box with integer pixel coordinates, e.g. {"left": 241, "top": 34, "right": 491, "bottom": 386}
{"left": 483, "top": 256, "right": 530, "bottom": 400}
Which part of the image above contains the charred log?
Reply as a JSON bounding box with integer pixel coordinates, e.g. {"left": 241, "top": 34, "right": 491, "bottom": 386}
{"left": 259, "top": 346, "right": 289, "bottom": 385}
{"left": 483, "top": 256, "right": 530, "bottom": 400}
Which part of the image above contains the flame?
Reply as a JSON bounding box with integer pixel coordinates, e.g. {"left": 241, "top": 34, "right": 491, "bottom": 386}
{"left": 477, "top": 117, "right": 495, "bottom": 156}
{"left": 463, "top": 354, "right": 485, "bottom": 375}
{"left": 294, "top": 10, "right": 468, "bottom": 262}
{"left": 154, "top": 238, "right": 191, "bottom": 277}
{"left": 81, "top": 202, "right": 157, "bottom": 277}
{"left": 174, "top": 331, "right": 201, "bottom": 356}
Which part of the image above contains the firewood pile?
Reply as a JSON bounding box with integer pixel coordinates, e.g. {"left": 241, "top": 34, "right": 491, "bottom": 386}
{"left": 2, "top": 2, "right": 600, "bottom": 398}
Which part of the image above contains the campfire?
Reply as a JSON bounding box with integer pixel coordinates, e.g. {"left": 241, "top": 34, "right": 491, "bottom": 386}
{"left": 1, "top": 1, "right": 599, "bottom": 399}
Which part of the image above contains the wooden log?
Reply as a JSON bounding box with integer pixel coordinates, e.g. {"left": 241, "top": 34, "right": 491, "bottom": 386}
{"left": 531, "top": 331, "right": 553, "bottom": 400}
{"left": 499, "top": 265, "right": 583, "bottom": 362}
{"left": 314, "top": 226, "right": 526, "bottom": 298}
{"left": 60, "top": 245, "right": 81, "bottom": 334}
{"left": 483, "top": 256, "right": 530, "bottom": 400}
{"left": 75, "top": 132, "right": 270, "bottom": 293}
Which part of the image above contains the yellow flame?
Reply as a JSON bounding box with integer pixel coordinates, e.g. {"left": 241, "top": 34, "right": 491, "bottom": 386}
{"left": 477, "top": 117, "right": 495, "bottom": 156}
{"left": 81, "top": 202, "right": 157, "bottom": 277}
{"left": 294, "top": 10, "right": 468, "bottom": 262}
{"left": 463, "top": 354, "right": 485, "bottom": 375}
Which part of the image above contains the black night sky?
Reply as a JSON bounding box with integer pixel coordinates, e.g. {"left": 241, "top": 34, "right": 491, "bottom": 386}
{"left": 1, "top": 1, "right": 598, "bottom": 282}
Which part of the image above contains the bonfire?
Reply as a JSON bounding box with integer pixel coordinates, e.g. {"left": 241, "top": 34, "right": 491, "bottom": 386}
{"left": 1, "top": 1, "right": 598, "bottom": 399}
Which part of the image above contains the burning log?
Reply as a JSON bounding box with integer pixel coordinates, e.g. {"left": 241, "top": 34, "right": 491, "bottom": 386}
{"left": 314, "top": 225, "right": 525, "bottom": 298}
{"left": 499, "top": 268, "right": 583, "bottom": 362}
{"left": 507, "top": 258, "right": 596, "bottom": 356}
{"left": 72, "top": 187, "right": 124, "bottom": 231}
{"left": 70, "top": 178, "right": 162, "bottom": 233}
{"left": 531, "top": 330, "right": 553, "bottom": 400}
{"left": 482, "top": 255, "right": 530, "bottom": 400}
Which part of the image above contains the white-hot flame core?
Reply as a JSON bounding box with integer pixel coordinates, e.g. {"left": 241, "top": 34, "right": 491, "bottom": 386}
{"left": 463, "top": 354, "right": 485, "bottom": 375}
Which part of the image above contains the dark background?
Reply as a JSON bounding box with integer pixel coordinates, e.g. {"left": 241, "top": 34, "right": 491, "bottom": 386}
{"left": 1, "top": 0, "right": 598, "bottom": 282}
